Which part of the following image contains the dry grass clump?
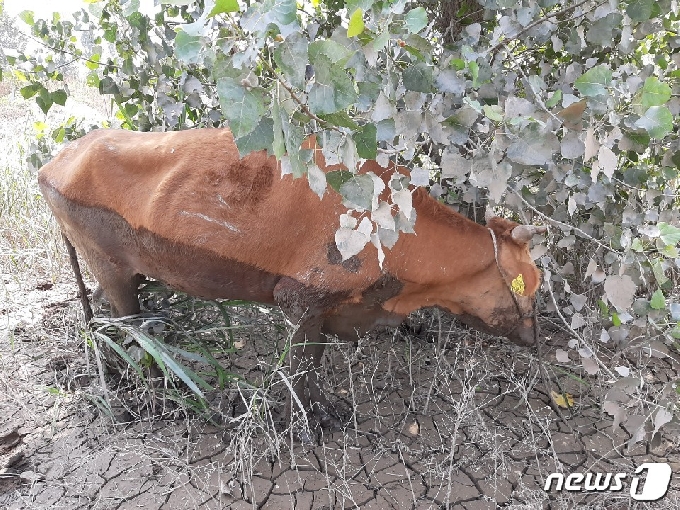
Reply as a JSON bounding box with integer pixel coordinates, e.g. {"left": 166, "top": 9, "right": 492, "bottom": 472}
{"left": 0, "top": 77, "right": 111, "bottom": 286}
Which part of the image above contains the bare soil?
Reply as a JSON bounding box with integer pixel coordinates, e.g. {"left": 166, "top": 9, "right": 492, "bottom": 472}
{"left": 1, "top": 276, "right": 679, "bottom": 509}
{"left": 0, "top": 90, "right": 678, "bottom": 510}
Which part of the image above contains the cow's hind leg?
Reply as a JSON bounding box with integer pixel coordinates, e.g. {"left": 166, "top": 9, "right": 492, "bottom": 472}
{"left": 77, "top": 245, "right": 143, "bottom": 317}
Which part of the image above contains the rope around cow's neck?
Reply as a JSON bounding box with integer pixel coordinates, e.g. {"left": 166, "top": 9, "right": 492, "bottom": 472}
{"left": 489, "top": 227, "right": 575, "bottom": 431}
{"left": 487, "top": 227, "right": 536, "bottom": 340}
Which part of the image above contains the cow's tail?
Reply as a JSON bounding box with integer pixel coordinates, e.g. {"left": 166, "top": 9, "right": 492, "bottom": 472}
{"left": 62, "top": 233, "right": 94, "bottom": 324}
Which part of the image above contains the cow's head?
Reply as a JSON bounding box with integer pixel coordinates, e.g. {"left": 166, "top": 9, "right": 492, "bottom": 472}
{"left": 453, "top": 216, "right": 546, "bottom": 346}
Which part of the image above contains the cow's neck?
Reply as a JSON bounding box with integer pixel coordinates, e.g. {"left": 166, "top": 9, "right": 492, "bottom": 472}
{"left": 383, "top": 190, "right": 495, "bottom": 315}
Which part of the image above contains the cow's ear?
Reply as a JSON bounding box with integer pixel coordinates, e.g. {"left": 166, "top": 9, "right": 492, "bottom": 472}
{"left": 511, "top": 225, "right": 547, "bottom": 245}
{"left": 487, "top": 215, "right": 518, "bottom": 233}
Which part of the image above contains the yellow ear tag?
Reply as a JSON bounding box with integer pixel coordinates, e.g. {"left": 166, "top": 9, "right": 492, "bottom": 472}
{"left": 511, "top": 274, "right": 525, "bottom": 295}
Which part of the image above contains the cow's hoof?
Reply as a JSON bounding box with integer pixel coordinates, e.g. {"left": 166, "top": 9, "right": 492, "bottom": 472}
{"left": 289, "top": 411, "right": 343, "bottom": 444}
{"left": 295, "top": 425, "right": 318, "bottom": 445}
{"left": 316, "top": 408, "right": 343, "bottom": 431}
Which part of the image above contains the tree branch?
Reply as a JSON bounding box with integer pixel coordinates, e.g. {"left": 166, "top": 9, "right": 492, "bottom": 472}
{"left": 508, "top": 186, "right": 622, "bottom": 255}
{"left": 543, "top": 270, "right": 618, "bottom": 380}
{"left": 25, "top": 32, "right": 119, "bottom": 70}
{"left": 488, "top": 0, "right": 603, "bottom": 57}
{"left": 272, "top": 72, "right": 341, "bottom": 132}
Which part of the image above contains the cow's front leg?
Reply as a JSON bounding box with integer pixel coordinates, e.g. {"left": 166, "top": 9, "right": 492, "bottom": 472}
{"left": 287, "top": 317, "right": 321, "bottom": 417}
{"left": 274, "top": 277, "right": 338, "bottom": 438}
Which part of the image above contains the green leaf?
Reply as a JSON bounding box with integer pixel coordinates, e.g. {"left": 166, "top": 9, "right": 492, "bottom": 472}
{"left": 658, "top": 222, "right": 680, "bottom": 246}
{"left": 625, "top": 130, "right": 650, "bottom": 147}
{"left": 127, "top": 327, "right": 208, "bottom": 398}
{"left": 357, "top": 81, "right": 380, "bottom": 110}
{"left": 347, "top": 8, "right": 365, "bottom": 37}
{"left": 340, "top": 174, "right": 374, "bottom": 210}
{"left": 482, "top": 104, "right": 503, "bottom": 122}
{"left": 597, "top": 299, "right": 609, "bottom": 317}
{"left": 404, "top": 7, "right": 428, "bottom": 34}
{"left": 99, "top": 76, "right": 119, "bottom": 95}
{"left": 36, "top": 88, "right": 53, "bottom": 115}
{"left": 574, "top": 65, "right": 612, "bottom": 97}
{"left": 273, "top": 33, "right": 308, "bottom": 90}
{"left": 318, "top": 112, "right": 359, "bottom": 130}
{"left": 650, "top": 289, "right": 666, "bottom": 310}
{"left": 51, "top": 89, "right": 67, "bottom": 106}
{"left": 175, "top": 28, "right": 202, "bottom": 64}
{"left": 234, "top": 117, "right": 274, "bottom": 156}
{"left": 272, "top": 96, "right": 286, "bottom": 159}
{"left": 661, "top": 244, "right": 679, "bottom": 258}
{"left": 19, "top": 10, "right": 34, "bottom": 25}
{"left": 626, "top": 0, "right": 654, "bottom": 21}
{"left": 401, "top": 44, "right": 426, "bottom": 62}
{"left": 402, "top": 35, "right": 432, "bottom": 61}
{"left": 241, "top": 0, "right": 298, "bottom": 37}
{"left": 307, "top": 54, "right": 357, "bottom": 114}
{"left": 611, "top": 312, "right": 621, "bottom": 326}
{"left": 282, "top": 123, "right": 308, "bottom": 178}
{"left": 208, "top": 0, "right": 239, "bottom": 16}
{"left": 353, "top": 124, "right": 377, "bottom": 160}
{"left": 85, "top": 53, "right": 101, "bottom": 70}
{"left": 347, "top": 0, "right": 373, "bottom": 12}
{"left": 450, "top": 58, "right": 465, "bottom": 71}
{"left": 53, "top": 127, "right": 65, "bottom": 143}
{"left": 672, "top": 151, "right": 680, "bottom": 170}
{"left": 93, "top": 332, "right": 145, "bottom": 380}
{"left": 403, "top": 63, "right": 433, "bottom": 93}
{"left": 309, "top": 39, "right": 352, "bottom": 65}
{"left": 103, "top": 24, "right": 117, "bottom": 43}
{"left": 640, "top": 77, "right": 672, "bottom": 107}
{"left": 468, "top": 61, "right": 479, "bottom": 87}
{"left": 634, "top": 106, "right": 673, "bottom": 138}
{"left": 585, "top": 12, "right": 622, "bottom": 47}
{"left": 20, "top": 83, "right": 42, "bottom": 99}
{"left": 652, "top": 259, "right": 669, "bottom": 285}
{"left": 546, "top": 89, "right": 562, "bottom": 108}
{"left": 216, "top": 76, "right": 265, "bottom": 138}
{"left": 327, "top": 170, "right": 355, "bottom": 192}
{"left": 124, "top": 103, "right": 138, "bottom": 118}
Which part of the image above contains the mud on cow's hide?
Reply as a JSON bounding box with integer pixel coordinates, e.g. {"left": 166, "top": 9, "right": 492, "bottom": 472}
{"left": 38, "top": 127, "right": 547, "bottom": 429}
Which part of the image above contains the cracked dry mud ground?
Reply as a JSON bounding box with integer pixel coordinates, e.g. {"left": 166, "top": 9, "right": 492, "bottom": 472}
{"left": 1, "top": 280, "right": 680, "bottom": 509}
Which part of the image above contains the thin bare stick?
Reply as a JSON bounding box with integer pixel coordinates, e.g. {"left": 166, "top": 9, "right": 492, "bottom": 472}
{"left": 543, "top": 271, "right": 618, "bottom": 380}
{"left": 273, "top": 74, "right": 342, "bottom": 132}
{"left": 488, "top": 0, "right": 602, "bottom": 57}
{"left": 508, "top": 186, "right": 622, "bottom": 255}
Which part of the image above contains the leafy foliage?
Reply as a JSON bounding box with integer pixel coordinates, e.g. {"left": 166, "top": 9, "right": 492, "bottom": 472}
{"left": 3, "top": 0, "right": 679, "bottom": 440}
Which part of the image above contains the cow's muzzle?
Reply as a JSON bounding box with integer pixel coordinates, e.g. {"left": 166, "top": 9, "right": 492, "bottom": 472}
{"left": 506, "top": 319, "right": 538, "bottom": 346}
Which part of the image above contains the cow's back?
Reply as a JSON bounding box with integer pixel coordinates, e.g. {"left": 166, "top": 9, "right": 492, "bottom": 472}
{"left": 38, "top": 129, "right": 383, "bottom": 302}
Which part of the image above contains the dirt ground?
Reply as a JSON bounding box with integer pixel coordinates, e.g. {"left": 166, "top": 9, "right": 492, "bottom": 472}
{"left": 1, "top": 89, "right": 679, "bottom": 510}
{"left": 1, "top": 275, "right": 679, "bottom": 510}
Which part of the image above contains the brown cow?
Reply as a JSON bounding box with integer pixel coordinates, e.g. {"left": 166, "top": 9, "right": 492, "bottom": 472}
{"left": 38, "top": 128, "right": 546, "bottom": 428}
